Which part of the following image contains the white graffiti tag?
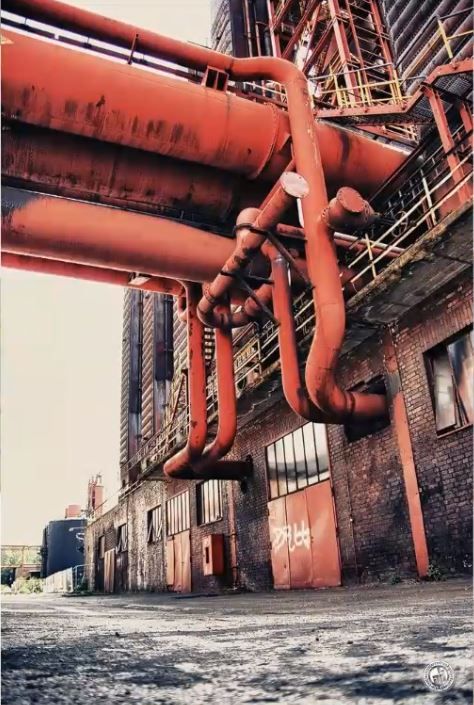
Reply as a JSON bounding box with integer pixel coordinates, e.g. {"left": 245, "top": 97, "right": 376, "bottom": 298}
{"left": 272, "top": 521, "right": 310, "bottom": 553}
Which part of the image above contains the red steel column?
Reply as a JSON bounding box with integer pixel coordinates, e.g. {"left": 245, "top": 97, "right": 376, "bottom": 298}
{"left": 383, "top": 328, "right": 429, "bottom": 578}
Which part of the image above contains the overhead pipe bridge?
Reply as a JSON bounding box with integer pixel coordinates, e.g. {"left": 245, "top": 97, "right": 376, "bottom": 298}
{"left": 1, "top": 0, "right": 410, "bottom": 480}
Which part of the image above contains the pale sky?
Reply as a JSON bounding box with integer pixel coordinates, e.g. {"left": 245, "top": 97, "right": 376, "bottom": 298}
{"left": 1, "top": 0, "right": 211, "bottom": 544}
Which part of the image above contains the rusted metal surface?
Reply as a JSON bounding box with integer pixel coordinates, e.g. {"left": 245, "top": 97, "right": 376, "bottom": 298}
{"left": 268, "top": 483, "right": 341, "bottom": 590}
{"left": 1, "top": 254, "right": 183, "bottom": 295}
{"left": 382, "top": 329, "right": 429, "bottom": 578}
{"left": 197, "top": 173, "right": 302, "bottom": 329}
{"left": 285, "top": 490, "right": 313, "bottom": 589}
{"left": 268, "top": 497, "right": 290, "bottom": 590}
{"left": 163, "top": 285, "right": 208, "bottom": 479}
{"left": 306, "top": 482, "right": 341, "bottom": 588}
{"left": 103, "top": 549, "right": 115, "bottom": 594}
{"left": 1, "top": 188, "right": 237, "bottom": 284}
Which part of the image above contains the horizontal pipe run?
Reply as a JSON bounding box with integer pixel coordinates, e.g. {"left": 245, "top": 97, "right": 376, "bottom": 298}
{"left": 2, "top": 187, "right": 238, "bottom": 284}
{"left": 2, "top": 26, "right": 407, "bottom": 196}
{"left": 1, "top": 253, "right": 183, "bottom": 295}
{"left": 2, "top": 125, "right": 260, "bottom": 225}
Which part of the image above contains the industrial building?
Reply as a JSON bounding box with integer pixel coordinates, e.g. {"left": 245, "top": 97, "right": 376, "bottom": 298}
{"left": 1, "top": 0, "right": 472, "bottom": 595}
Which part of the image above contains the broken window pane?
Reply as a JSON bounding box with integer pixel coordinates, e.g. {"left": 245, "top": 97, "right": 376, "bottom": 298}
{"left": 447, "top": 333, "right": 474, "bottom": 425}
{"left": 432, "top": 349, "right": 456, "bottom": 432}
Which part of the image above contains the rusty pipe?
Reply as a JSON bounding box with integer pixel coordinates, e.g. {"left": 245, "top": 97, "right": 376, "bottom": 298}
{"left": 2, "top": 187, "right": 239, "bottom": 284}
{"left": 163, "top": 284, "right": 208, "bottom": 479}
{"left": 269, "top": 247, "right": 334, "bottom": 423}
{"left": 197, "top": 173, "right": 308, "bottom": 328}
{"left": 322, "top": 187, "right": 377, "bottom": 231}
{"left": 1, "top": 253, "right": 183, "bottom": 295}
{"left": 192, "top": 306, "right": 238, "bottom": 477}
{"left": 1, "top": 25, "right": 406, "bottom": 196}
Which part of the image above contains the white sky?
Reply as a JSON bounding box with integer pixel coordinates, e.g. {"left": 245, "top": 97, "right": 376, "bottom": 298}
{"left": 1, "top": 0, "right": 211, "bottom": 544}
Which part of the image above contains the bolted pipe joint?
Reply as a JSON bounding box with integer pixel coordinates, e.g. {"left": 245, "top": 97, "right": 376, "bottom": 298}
{"left": 322, "top": 187, "right": 377, "bottom": 232}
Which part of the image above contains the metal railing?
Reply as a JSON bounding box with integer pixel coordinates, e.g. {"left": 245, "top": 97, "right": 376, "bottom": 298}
{"left": 344, "top": 127, "right": 473, "bottom": 285}
{"left": 116, "top": 117, "right": 472, "bottom": 492}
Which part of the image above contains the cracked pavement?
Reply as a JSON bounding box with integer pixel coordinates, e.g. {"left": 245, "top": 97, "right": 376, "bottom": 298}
{"left": 2, "top": 579, "right": 472, "bottom": 704}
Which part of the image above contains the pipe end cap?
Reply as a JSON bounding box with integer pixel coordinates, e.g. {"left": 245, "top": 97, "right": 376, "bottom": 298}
{"left": 280, "top": 172, "right": 309, "bottom": 199}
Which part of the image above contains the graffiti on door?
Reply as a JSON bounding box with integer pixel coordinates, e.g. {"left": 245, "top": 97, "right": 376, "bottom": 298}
{"left": 271, "top": 520, "right": 310, "bottom": 553}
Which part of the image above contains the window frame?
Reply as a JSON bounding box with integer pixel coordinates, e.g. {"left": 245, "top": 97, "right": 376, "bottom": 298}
{"left": 425, "top": 328, "right": 474, "bottom": 436}
{"left": 166, "top": 491, "right": 190, "bottom": 536}
{"left": 97, "top": 535, "right": 105, "bottom": 559}
{"left": 116, "top": 523, "right": 128, "bottom": 553}
{"left": 146, "top": 505, "right": 163, "bottom": 544}
{"left": 196, "top": 480, "right": 224, "bottom": 526}
{"left": 265, "top": 422, "right": 331, "bottom": 501}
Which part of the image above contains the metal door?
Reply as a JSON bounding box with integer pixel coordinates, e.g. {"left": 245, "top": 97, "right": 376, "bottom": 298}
{"left": 285, "top": 491, "right": 313, "bottom": 589}
{"left": 268, "top": 497, "right": 290, "bottom": 589}
{"left": 306, "top": 482, "right": 341, "bottom": 588}
{"left": 166, "top": 531, "right": 191, "bottom": 593}
{"left": 104, "top": 549, "right": 115, "bottom": 593}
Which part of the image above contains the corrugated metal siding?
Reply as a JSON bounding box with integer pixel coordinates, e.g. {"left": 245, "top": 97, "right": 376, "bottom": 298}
{"left": 119, "top": 289, "right": 132, "bottom": 469}
{"left": 380, "top": 0, "right": 471, "bottom": 78}
{"left": 140, "top": 292, "right": 155, "bottom": 443}
{"left": 211, "top": 0, "right": 233, "bottom": 54}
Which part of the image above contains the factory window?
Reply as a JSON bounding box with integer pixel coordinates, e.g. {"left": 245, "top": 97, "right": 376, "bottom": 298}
{"left": 147, "top": 505, "right": 163, "bottom": 543}
{"left": 166, "top": 491, "right": 190, "bottom": 536}
{"left": 98, "top": 535, "right": 105, "bottom": 559}
{"left": 425, "top": 329, "right": 473, "bottom": 434}
{"left": 344, "top": 376, "right": 389, "bottom": 443}
{"left": 265, "top": 423, "right": 330, "bottom": 500}
{"left": 197, "top": 480, "right": 223, "bottom": 526}
{"left": 116, "top": 524, "right": 128, "bottom": 553}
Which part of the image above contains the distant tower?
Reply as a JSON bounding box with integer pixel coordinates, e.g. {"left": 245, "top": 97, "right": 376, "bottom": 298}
{"left": 87, "top": 474, "right": 104, "bottom": 517}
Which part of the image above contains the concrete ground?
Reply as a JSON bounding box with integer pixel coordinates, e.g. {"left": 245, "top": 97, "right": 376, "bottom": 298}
{"left": 1, "top": 580, "right": 472, "bottom": 705}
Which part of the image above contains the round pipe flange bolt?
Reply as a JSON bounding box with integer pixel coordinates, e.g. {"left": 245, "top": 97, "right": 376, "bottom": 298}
{"left": 280, "top": 172, "right": 310, "bottom": 199}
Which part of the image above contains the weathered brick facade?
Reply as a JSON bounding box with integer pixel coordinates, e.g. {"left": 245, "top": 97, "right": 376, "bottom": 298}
{"left": 86, "top": 270, "right": 473, "bottom": 593}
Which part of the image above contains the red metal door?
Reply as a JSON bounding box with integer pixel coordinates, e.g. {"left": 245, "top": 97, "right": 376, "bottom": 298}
{"left": 285, "top": 491, "right": 313, "bottom": 589}
{"left": 268, "top": 497, "right": 290, "bottom": 589}
{"left": 166, "top": 538, "right": 175, "bottom": 588}
{"left": 180, "top": 530, "right": 191, "bottom": 593}
{"left": 166, "top": 532, "right": 191, "bottom": 593}
{"left": 306, "top": 482, "right": 341, "bottom": 588}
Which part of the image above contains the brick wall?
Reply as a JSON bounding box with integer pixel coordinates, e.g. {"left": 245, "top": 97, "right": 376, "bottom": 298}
{"left": 393, "top": 273, "right": 473, "bottom": 573}
{"left": 328, "top": 334, "right": 417, "bottom": 583}
{"left": 85, "top": 273, "right": 472, "bottom": 591}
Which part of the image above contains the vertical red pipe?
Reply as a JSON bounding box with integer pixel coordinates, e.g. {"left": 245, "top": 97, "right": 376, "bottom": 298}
{"left": 163, "top": 284, "right": 207, "bottom": 479}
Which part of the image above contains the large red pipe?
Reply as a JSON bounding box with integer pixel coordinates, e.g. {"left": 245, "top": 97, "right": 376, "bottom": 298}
{"left": 2, "top": 0, "right": 391, "bottom": 421}
{"left": 1, "top": 28, "right": 406, "bottom": 197}
{"left": 2, "top": 187, "right": 237, "bottom": 284}
{"left": 2, "top": 125, "right": 260, "bottom": 224}
{"left": 1, "top": 253, "right": 183, "bottom": 295}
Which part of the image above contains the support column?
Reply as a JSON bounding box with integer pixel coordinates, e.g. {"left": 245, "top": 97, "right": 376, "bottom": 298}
{"left": 383, "top": 328, "right": 429, "bottom": 578}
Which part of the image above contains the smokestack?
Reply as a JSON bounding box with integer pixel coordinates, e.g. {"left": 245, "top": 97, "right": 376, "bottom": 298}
{"left": 65, "top": 504, "right": 81, "bottom": 518}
